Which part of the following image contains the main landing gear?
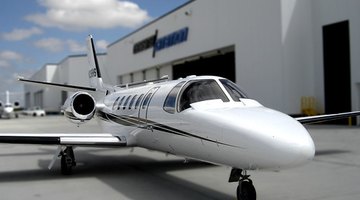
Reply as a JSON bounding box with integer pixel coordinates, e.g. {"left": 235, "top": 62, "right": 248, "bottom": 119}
{"left": 229, "top": 168, "right": 257, "bottom": 200}
{"left": 60, "top": 146, "right": 76, "bottom": 175}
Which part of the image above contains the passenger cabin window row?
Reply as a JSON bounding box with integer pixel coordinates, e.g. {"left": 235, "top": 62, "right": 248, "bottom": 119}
{"left": 112, "top": 94, "right": 145, "bottom": 111}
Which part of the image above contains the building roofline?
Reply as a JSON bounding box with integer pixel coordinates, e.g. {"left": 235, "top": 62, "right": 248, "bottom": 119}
{"left": 58, "top": 53, "right": 107, "bottom": 64}
{"left": 108, "top": 0, "right": 194, "bottom": 48}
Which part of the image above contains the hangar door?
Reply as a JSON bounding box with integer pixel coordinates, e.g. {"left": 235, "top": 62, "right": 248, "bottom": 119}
{"left": 173, "top": 51, "right": 236, "bottom": 82}
{"left": 323, "top": 20, "right": 352, "bottom": 124}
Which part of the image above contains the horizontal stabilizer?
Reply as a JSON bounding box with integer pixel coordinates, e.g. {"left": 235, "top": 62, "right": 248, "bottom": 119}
{"left": 296, "top": 111, "right": 360, "bottom": 124}
{"left": 18, "top": 78, "right": 96, "bottom": 92}
{"left": 0, "top": 133, "right": 126, "bottom": 147}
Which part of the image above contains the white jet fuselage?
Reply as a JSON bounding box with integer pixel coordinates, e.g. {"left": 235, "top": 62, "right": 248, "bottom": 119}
{"left": 97, "top": 76, "right": 315, "bottom": 170}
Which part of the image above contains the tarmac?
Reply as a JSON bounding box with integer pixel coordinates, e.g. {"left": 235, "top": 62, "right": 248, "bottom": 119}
{"left": 0, "top": 115, "right": 359, "bottom": 200}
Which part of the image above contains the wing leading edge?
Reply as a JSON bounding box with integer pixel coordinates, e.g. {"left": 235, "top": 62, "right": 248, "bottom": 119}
{"left": 295, "top": 111, "right": 360, "bottom": 124}
{"left": 0, "top": 133, "right": 126, "bottom": 147}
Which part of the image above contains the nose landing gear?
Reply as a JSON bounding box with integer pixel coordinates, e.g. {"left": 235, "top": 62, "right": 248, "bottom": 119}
{"left": 60, "top": 146, "right": 76, "bottom": 175}
{"left": 229, "top": 168, "right": 257, "bottom": 200}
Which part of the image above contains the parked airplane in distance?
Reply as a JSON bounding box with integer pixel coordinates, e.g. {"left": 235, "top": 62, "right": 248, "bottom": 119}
{"left": 0, "top": 91, "right": 20, "bottom": 119}
{"left": 1, "top": 35, "right": 359, "bottom": 200}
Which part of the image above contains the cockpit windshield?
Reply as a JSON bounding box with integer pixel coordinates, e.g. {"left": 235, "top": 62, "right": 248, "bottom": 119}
{"left": 163, "top": 78, "right": 249, "bottom": 114}
{"left": 220, "top": 79, "right": 248, "bottom": 101}
{"left": 178, "top": 79, "right": 229, "bottom": 112}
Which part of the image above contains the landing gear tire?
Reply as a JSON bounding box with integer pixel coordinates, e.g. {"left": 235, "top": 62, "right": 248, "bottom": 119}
{"left": 229, "top": 168, "right": 257, "bottom": 200}
{"left": 60, "top": 147, "right": 76, "bottom": 175}
{"left": 237, "top": 179, "right": 256, "bottom": 200}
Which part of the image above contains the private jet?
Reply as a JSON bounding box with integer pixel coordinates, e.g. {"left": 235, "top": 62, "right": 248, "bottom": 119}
{"left": 0, "top": 91, "right": 20, "bottom": 119}
{"left": 1, "top": 35, "right": 359, "bottom": 200}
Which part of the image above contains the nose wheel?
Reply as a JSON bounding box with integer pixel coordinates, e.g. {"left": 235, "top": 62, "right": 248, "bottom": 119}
{"left": 229, "top": 168, "right": 257, "bottom": 200}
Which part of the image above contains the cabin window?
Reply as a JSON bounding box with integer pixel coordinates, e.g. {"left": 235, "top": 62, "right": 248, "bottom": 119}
{"left": 135, "top": 94, "right": 144, "bottom": 109}
{"left": 113, "top": 96, "right": 121, "bottom": 110}
{"left": 117, "top": 96, "right": 126, "bottom": 110}
{"left": 220, "top": 79, "right": 248, "bottom": 101}
{"left": 128, "top": 95, "right": 137, "bottom": 109}
{"left": 178, "top": 79, "right": 229, "bottom": 112}
{"left": 163, "top": 81, "right": 185, "bottom": 114}
{"left": 142, "top": 93, "right": 152, "bottom": 109}
{"left": 123, "top": 96, "right": 131, "bottom": 110}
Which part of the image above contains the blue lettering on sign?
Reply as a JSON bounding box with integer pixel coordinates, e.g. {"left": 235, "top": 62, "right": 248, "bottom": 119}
{"left": 154, "top": 27, "right": 188, "bottom": 52}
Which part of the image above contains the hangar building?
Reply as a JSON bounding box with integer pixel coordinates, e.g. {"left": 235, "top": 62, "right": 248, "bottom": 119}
{"left": 25, "top": 54, "right": 106, "bottom": 113}
{"left": 25, "top": 0, "right": 360, "bottom": 121}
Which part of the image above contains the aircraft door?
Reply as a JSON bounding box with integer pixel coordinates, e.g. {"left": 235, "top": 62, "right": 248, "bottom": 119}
{"left": 138, "top": 87, "right": 159, "bottom": 126}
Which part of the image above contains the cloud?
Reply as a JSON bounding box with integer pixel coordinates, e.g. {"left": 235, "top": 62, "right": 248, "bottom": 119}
{"left": 25, "top": 0, "right": 151, "bottom": 31}
{"left": 96, "top": 40, "right": 109, "bottom": 51}
{"left": 0, "top": 60, "right": 10, "bottom": 68}
{"left": 0, "top": 51, "right": 23, "bottom": 61}
{"left": 66, "top": 39, "right": 108, "bottom": 53}
{"left": 2, "top": 27, "right": 43, "bottom": 41}
{"left": 34, "top": 37, "right": 64, "bottom": 52}
{"left": 34, "top": 37, "right": 108, "bottom": 53}
{"left": 66, "top": 40, "right": 86, "bottom": 53}
{"left": 0, "top": 50, "right": 23, "bottom": 71}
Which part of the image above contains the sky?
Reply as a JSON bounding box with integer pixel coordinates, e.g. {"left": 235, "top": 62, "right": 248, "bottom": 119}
{"left": 0, "top": 0, "right": 189, "bottom": 103}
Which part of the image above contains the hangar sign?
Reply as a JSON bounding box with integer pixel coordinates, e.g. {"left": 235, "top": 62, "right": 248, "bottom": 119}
{"left": 133, "top": 27, "right": 189, "bottom": 55}
{"left": 154, "top": 27, "right": 188, "bottom": 52}
{"left": 133, "top": 35, "right": 157, "bottom": 54}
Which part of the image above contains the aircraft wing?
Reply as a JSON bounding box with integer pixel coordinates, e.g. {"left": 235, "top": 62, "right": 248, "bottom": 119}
{"left": 295, "top": 111, "right": 360, "bottom": 124}
{"left": 0, "top": 133, "right": 126, "bottom": 147}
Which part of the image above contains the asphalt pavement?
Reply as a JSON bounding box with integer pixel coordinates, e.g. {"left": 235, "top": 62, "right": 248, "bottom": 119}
{"left": 0, "top": 115, "right": 359, "bottom": 200}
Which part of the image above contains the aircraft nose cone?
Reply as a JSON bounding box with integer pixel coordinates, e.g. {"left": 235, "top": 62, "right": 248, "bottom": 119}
{"left": 205, "top": 106, "right": 315, "bottom": 170}
{"left": 288, "top": 129, "right": 315, "bottom": 165}
{"left": 268, "top": 114, "right": 315, "bottom": 168}
{"left": 233, "top": 107, "right": 315, "bottom": 168}
{"left": 4, "top": 107, "right": 13, "bottom": 113}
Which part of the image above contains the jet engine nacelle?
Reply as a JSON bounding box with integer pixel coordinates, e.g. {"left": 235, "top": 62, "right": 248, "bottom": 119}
{"left": 63, "top": 92, "right": 96, "bottom": 124}
{"left": 14, "top": 102, "right": 20, "bottom": 107}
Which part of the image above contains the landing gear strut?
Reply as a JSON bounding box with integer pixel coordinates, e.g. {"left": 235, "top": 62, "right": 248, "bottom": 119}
{"left": 60, "top": 146, "right": 76, "bottom": 175}
{"left": 229, "top": 168, "right": 256, "bottom": 200}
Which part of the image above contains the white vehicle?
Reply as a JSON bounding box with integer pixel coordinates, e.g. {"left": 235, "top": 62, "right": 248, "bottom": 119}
{"left": 1, "top": 36, "right": 359, "bottom": 200}
{"left": 23, "top": 106, "right": 46, "bottom": 117}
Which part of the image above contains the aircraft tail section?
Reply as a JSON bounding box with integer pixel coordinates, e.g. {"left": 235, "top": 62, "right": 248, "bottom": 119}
{"left": 5, "top": 91, "right": 10, "bottom": 105}
{"left": 86, "top": 35, "right": 106, "bottom": 92}
{"left": 19, "top": 35, "right": 112, "bottom": 93}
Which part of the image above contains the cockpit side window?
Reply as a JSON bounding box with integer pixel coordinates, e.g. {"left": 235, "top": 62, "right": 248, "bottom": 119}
{"left": 178, "top": 80, "right": 229, "bottom": 112}
{"left": 220, "top": 79, "right": 248, "bottom": 101}
{"left": 163, "top": 81, "right": 185, "bottom": 114}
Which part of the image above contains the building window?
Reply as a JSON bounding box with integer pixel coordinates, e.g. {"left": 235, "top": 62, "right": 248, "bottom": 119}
{"left": 142, "top": 70, "right": 146, "bottom": 81}
{"left": 118, "top": 76, "right": 123, "bottom": 85}
{"left": 130, "top": 73, "right": 134, "bottom": 83}
{"left": 156, "top": 67, "right": 160, "bottom": 79}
